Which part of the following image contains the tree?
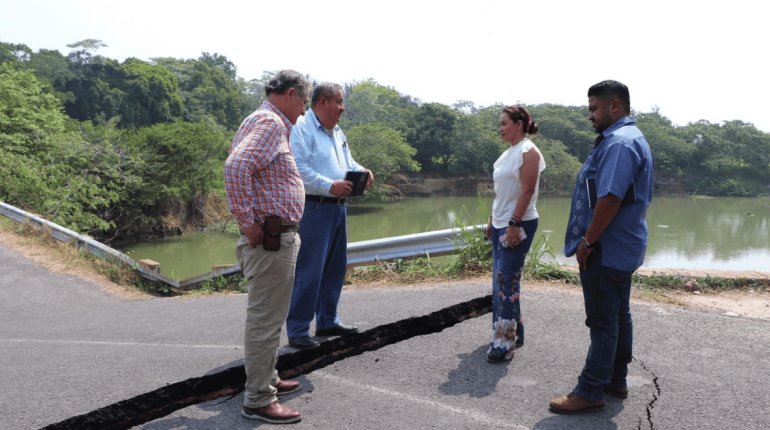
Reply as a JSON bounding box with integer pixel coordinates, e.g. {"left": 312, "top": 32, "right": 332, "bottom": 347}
{"left": 66, "top": 39, "right": 107, "bottom": 65}
{"left": 241, "top": 77, "right": 265, "bottom": 114}
{"left": 113, "top": 120, "right": 230, "bottom": 236}
{"left": 27, "top": 49, "right": 76, "bottom": 103}
{"left": 530, "top": 104, "right": 595, "bottom": 160}
{"left": 346, "top": 124, "right": 419, "bottom": 184}
{"left": 342, "top": 79, "right": 417, "bottom": 134}
{"left": 407, "top": 103, "right": 457, "bottom": 173}
{"left": 0, "top": 41, "right": 32, "bottom": 64}
{"left": 534, "top": 137, "right": 582, "bottom": 194}
{"left": 452, "top": 100, "right": 479, "bottom": 114}
{"left": 153, "top": 54, "right": 248, "bottom": 130}
{"left": 0, "top": 64, "right": 123, "bottom": 233}
{"left": 199, "top": 52, "right": 237, "bottom": 79}
{"left": 636, "top": 110, "right": 695, "bottom": 192}
{"left": 62, "top": 55, "right": 184, "bottom": 128}
{"left": 678, "top": 120, "right": 770, "bottom": 195}
{"left": 449, "top": 112, "right": 504, "bottom": 175}
{"left": 119, "top": 58, "right": 184, "bottom": 127}
{"left": 62, "top": 55, "right": 123, "bottom": 124}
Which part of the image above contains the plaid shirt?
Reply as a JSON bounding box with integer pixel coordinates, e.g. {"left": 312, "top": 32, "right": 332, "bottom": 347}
{"left": 224, "top": 101, "right": 305, "bottom": 230}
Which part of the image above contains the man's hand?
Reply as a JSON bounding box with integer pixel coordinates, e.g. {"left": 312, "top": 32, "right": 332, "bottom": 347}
{"left": 365, "top": 169, "right": 375, "bottom": 189}
{"left": 577, "top": 194, "right": 620, "bottom": 270}
{"left": 330, "top": 179, "right": 353, "bottom": 197}
{"left": 242, "top": 223, "right": 263, "bottom": 248}
{"left": 576, "top": 242, "right": 594, "bottom": 270}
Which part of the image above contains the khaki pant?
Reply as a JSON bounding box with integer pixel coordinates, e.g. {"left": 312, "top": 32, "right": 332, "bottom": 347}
{"left": 236, "top": 232, "right": 300, "bottom": 408}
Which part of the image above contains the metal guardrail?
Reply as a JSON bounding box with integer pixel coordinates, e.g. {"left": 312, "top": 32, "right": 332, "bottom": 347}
{"left": 0, "top": 201, "right": 179, "bottom": 287}
{"left": 1, "top": 200, "right": 484, "bottom": 291}
{"left": 347, "top": 225, "right": 484, "bottom": 266}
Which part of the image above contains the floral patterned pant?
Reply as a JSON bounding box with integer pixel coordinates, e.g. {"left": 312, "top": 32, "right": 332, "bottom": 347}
{"left": 488, "top": 219, "right": 538, "bottom": 360}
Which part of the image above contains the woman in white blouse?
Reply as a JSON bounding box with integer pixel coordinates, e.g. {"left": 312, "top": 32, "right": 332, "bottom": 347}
{"left": 484, "top": 105, "right": 546, "bottom": 363}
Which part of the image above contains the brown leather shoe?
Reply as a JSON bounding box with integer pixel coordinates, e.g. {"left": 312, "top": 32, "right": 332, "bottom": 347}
{"left": 276, "top": 379, "right": 301, "bottom": 396}
{"left": 549, "top": 393, "right": 605, "bottom": 414}
{"left": 242, "top": 401, "right": 302, "bottom": 424}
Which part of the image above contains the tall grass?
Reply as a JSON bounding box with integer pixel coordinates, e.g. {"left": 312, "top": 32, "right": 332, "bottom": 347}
{"left": 449, "top": 194, "right": 575, "bottom": 281}
{"left": 449, "top": 195, "right": 492, "bottom": 274}
{"left": 347, "top": 193, "right": 576, "bottom": 284}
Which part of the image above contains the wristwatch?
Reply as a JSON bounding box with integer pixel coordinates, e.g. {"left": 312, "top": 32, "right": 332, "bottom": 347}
{"left": 508, "top": 219, "right": 522, "bottom": 227}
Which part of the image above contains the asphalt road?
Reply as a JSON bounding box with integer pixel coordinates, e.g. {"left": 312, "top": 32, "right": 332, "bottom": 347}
{"left": 1, "top": 242, "right": 769, "bottom": 430}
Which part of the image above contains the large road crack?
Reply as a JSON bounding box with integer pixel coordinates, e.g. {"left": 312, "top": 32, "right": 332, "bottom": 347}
{"left": 42, "top": 295, "right": 492, "bottom": 429}
{"left": 635, "top": 356, "right": 660, "bottom": 430}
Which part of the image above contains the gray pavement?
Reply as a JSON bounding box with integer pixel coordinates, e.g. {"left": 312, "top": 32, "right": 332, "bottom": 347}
{"left": 2, "top": 242, "right": 769, "bottom": 430}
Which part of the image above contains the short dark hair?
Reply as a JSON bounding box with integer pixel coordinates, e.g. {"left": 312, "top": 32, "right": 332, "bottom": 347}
{"left": 588, "top": 80, "right": 630, "bottom": 113}
{"left": 311, "top": 82, "right": 343, "bottom": 105}
{"left": 265, "top": 70, "right": 310, "bottom": 97}
{"left": 502, "top": 105, "right": 539, "bottom": 135}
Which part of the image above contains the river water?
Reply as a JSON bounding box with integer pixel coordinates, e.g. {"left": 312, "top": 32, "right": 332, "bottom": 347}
{"left": 119, "top": 196, "right": 770, "bottom": 280}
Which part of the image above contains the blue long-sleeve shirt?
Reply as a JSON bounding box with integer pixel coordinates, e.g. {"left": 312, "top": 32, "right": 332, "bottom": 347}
{"left": 290, "top": 109, "right": 364, "bottom": 196}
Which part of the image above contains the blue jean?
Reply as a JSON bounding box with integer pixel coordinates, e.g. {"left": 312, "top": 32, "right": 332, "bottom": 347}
{"left": 488, "top": 219, "right": 538, "bottom": 359}
{"left": 573, "top": 246, "right": 634, "bottom": 401}
{"left": 286, "top": 201, "right": 348, "bottom": 339}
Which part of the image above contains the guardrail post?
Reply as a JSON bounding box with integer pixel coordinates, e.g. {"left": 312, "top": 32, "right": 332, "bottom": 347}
{"left": 139, "top": 259, "right": 161, "bottom": 273}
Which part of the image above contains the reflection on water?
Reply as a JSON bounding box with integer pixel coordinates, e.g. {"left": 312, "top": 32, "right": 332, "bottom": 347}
{"left": 121, "top": 231, "right": 237, "bottom": 281}
{"left": 118, "top": 196, "right": 770, "bottom": 280}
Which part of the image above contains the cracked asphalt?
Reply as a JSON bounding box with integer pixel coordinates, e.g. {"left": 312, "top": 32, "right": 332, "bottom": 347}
{"left": 2, "top": 242, "right": 769, "bottom": 430}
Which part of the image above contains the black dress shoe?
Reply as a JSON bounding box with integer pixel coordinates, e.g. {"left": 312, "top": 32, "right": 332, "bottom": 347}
{"left": 315, "top": 323, "right": 358, "bottom": 337}
{"left": 288, "top": 336, "right": 320, "bottom": 350}
{"left": 603, "top": 385, "right": 629, "bottom": 399}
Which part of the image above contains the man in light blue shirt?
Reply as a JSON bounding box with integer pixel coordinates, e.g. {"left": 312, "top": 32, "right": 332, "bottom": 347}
{"left": 286, "top": 82, "right": 373, "bottom": 350}
{"left": 550, "top": 80, "right": 654, "bottom": 415}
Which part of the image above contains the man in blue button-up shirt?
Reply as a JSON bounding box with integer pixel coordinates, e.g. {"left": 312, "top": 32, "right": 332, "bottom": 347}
{"left": 286, "top": 82, "right": 373, "bottom": 350}
{"left": 550, "top": 80, "right": 654, "bottom": 415}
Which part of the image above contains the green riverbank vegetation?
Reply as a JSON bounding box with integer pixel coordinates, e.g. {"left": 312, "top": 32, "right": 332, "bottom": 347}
{"left": 3, "top": 40, "right": 770, "bottom": 246}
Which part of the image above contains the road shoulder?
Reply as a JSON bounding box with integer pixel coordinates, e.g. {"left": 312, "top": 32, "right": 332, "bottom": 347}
{"left": 2, "top": 226, "right": 769, "bottom": 318}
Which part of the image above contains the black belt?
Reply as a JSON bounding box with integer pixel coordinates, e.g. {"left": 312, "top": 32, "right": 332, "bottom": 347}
{"left": 243, "top": 221, "right": 298, "bottom": 236}
{"left": 306, "top": 195, "right": 346, "bottom": 205}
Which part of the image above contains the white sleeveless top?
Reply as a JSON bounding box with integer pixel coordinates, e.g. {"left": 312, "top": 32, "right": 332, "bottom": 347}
{"left": 491, "top": 138, "right": 546, "bottom": 229}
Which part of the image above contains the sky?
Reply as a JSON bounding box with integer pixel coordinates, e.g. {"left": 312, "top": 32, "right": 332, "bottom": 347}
{"left": 2, "top": 0, "right": 769, "bottom": 132}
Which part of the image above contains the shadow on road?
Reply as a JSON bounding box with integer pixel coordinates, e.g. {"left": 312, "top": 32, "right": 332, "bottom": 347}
{"left": 439, "top": 344, "right": 509, "bottom": 398}
{"left": 532, "top": 400, "right": 624, "bottom": 430}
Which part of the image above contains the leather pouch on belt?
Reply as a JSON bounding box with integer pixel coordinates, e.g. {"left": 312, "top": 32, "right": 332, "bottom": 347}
{"left": 262, "top": 216, "right": 282, "bottom": 251}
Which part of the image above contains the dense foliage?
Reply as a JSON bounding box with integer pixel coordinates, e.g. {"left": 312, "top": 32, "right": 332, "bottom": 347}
{"left": 0, "top": 50, "right": 229, "bottom": 240}
{"left": 2, "top": 39, "right": 769, "bottom": 241}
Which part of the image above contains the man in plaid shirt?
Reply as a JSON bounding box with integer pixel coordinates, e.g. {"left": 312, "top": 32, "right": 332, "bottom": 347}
{"left": 224, "top": 70, "right": 310, "bottom": 424}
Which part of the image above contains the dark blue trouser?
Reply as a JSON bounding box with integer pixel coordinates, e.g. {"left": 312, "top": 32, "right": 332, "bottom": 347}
{"left": 286, "top": 201, "right": 348, "bottom": 339}
{"left": 573, "top": 246, "right": 634, "bottom": 401}
{"left": 488, "top": 219, "right": 538, "bottom": 358}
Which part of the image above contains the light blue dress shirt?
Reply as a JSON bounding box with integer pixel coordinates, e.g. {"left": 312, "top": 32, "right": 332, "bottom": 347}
{"left": 564, "top": 116, "right": 654, "bottom": 272}
{"left": 290, "top": 109, "right": 364, "bottom": 196}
